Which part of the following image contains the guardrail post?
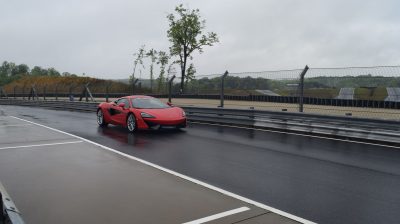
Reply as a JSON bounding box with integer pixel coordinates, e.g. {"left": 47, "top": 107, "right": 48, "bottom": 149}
{"left": 168, "top": 75, "right": 176, "bottom": 103}
{"left": 299, "top": 65, "right": 309, "bottom": 112}
{"left": 219, "top": 71, "right": 229, "bottom": 108}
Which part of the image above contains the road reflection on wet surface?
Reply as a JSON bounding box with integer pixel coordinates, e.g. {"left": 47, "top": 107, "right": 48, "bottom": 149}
{"left": 96, "top": 125, "right": 185, "bottom": 147}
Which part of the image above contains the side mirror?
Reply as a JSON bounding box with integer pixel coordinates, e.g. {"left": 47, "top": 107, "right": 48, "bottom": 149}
{"left": 118, "top": 103, "right": 126, "bottom": 108}
{"left": 167, "top": 102, "right": 173, "bottom": 107}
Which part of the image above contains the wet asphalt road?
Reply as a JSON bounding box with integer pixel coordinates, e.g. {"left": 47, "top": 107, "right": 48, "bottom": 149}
{"left": 1, "top": 105, "right": 400, "bottom": 224}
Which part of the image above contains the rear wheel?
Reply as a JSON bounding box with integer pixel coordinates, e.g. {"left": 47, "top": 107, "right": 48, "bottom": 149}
{"left": 127, "top": 113, "right": 137, "bottom": 132}
{"left": 97, "top": 109, "right": 108, "bottom": 127}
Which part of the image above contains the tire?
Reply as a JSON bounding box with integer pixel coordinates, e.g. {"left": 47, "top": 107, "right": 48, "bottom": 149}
{"left": 97, "top": 109, "right": 108, "bottom": 127}
{"left": 126, "top": 113, "right": 137, "bottom": 133}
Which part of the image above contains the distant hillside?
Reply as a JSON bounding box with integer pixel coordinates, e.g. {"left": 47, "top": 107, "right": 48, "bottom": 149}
{"left": 114, "top": 79, "right": 153, "bottom": 88}
{"left": 3, "top": 76, "right": 131, "bottom": 94}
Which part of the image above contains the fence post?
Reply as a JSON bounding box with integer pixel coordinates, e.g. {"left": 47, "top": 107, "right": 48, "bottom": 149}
{"left": 14, "top": 86, "right": 17, "bottom": 99}
{"left": 85, "top": 84, "right": 88, "bottom": 102}
{"left": 79, "top": 83, "right": 94, "bottom": 102}
{"left": 55, "top": 84, "right": 59, "bottom": 101}
{"left": 106, "top": 83, "right": 110, "bottom": 102}
{"left": 33, "top": 85, "right": 38, "bottom": 100}
{"left": 69, "top": 84, "right": 74, "bottom": 101}
{"left": 298, "top": 65, "right": 309, "bottom": 112}
{"left": 134, "top": 77, "right": 137, "bottom": 95}
{"left": 43, "top": 85, "right": 47, "bottom": 100}
{"left": 220, "top": 71, "right": 229, "bottom": 108}
{"left": 28, "top": 85, "right": 32, "bottom": 100}
{"left": 87, "top": 83, "right": 94, "bottom": 102}
{"left": 168, "top": 75, "right": 176, "bottom": 103}
{"left": 29, "top": 84, "right": 38, "bottom": 101}
{"left": 22, "top": 84, "right": 26, "bottom": 100}
{"left": 138, "top": 82, "right": 142, "bottom": 94}
{"left": 0, "top": 87, "right": 7, "bottom": 99}
{"left": 133, "top": 79, "right": 139, "bottom": 95}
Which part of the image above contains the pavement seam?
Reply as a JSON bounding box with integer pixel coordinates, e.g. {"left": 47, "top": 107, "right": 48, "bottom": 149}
{"left": 231, "top": 211, "right": 272, "bottom": 224}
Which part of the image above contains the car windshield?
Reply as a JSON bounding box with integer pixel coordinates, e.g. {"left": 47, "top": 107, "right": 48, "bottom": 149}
{"left": 131, "top": 98, "right": 170, "bottom": 109}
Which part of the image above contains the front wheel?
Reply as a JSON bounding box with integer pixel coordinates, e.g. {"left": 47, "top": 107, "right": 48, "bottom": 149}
{"left": 97, "top": 109, "right": 108, "bottom": 127}
{"left": 127, "top": 113, "right": 137, "bottom": 132}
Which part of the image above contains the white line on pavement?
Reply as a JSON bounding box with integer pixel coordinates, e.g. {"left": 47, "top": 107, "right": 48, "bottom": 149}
{"left": 0, "top": 141, "right": 83, "bottom": 150}
{"left": 183, "top": 207, "right": 250, "bottom": 224}
{"left": 0, "top": 124, "right": 32, "bottom": 128}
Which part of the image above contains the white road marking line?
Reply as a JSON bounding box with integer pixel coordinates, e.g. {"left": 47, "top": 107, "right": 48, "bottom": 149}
{"left": 183, "top": 206, "right": 250, "bottom": 224}
{"left": 189, "top": 121, "right": 400, "bottom": 149}
{"left": 10, "top": 116, "right": 316, "bottom": 224}
{"left": 0, "top": 124, "right": 32, "bottom": 127}
{"left": 0, "top": 141, "right": 83, "bottom": 150}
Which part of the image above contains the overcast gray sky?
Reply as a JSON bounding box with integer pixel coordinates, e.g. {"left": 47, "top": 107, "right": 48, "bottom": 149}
{"left": 1, "top": 0, "right": 399, "bottom": 79}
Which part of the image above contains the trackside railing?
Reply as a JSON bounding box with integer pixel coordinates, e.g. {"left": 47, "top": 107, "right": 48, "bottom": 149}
{"left": 0, "top": 181, "right": 25, "bottom": 224}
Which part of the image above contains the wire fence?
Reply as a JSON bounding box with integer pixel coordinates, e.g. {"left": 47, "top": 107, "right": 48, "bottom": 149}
{"left": 0, "top": 65, "right": 399, "bottom": 120}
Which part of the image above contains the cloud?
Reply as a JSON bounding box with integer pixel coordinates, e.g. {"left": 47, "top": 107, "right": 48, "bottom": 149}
{"left": 0, "top": 0, "right": 399, "bottom": 79}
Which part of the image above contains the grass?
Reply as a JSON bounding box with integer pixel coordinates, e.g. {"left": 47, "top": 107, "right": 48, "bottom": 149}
{"left": 354, "top": 87, "right": 388, "bottom": 101}
{"left": 2, "top": 76, "right": 132, "bottom": 94}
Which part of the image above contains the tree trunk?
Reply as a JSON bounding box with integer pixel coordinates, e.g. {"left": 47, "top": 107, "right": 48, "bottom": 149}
{"left": 180, "top": 57, "right": 187, "bottom": 94}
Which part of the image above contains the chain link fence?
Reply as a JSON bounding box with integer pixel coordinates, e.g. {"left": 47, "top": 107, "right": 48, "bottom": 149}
{"left": 0, "top": 66, "right": 399, "bottom": 120}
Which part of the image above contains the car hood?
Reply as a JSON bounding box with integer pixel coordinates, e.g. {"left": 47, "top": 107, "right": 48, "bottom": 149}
{"left": 138, "top": 107, "right": 184, "bottom": 119}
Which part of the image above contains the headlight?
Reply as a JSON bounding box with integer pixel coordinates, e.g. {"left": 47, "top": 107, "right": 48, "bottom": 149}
{"left": 141, "top": 112, "right": 155, "bottom": 118}
{"left": 182, "top": 110, "right": 186, "bottom": 117}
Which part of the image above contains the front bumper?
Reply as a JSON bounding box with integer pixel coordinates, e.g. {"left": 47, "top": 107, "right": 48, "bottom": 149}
{"left": 138, "top": 118, "right": 187, "bottom": 129}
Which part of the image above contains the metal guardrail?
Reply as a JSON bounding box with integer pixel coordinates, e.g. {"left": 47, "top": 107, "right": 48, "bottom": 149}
{"left": 0, "top": 182, "right": 24, "bottom": 224}
{"left": 184, "top": 107, "right": 400, "bottom": 145}
{"left": 3, "top": 93, "right": 400, "bottom": 109}
{"left": 1, "top": 99, "right": 399, "bottom": 146}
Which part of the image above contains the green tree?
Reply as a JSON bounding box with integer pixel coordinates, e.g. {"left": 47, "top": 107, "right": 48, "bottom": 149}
{"left": 31, "top": 66, "right": 47, "bottom": 76}
{"left": 47, "top": 67, "right": 60, "bottom": 76}
{"left": 185, "top": 63, "right": 196, "bottom": 86}
{"left": 167, "top": 4, "right": 219, "bottom": 93}
{"left": 14, "top": 64, "right": 29, "bottom": 75}
{"left": 0, "top": 61, "right": 12, "bottom": 77}
{"left": 146, "top": 48, "right": 157, "bottom": 92}
{"left": 157, "top": 51, "right": 169, "bottom": 93}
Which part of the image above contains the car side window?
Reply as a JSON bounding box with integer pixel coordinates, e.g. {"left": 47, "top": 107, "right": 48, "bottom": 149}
{"left": 114, "top": 99, "right": 122, "bottom": 105}
{"left": 131, "top": 99, "right": 137, "bottom": 108}
{"left": 120, "top": 98, "right": 130, "bottom": 109}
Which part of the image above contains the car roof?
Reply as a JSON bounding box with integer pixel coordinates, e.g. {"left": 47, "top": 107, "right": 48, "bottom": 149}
{"left": 124, "top": 95, "right": 153, "bottom": 99}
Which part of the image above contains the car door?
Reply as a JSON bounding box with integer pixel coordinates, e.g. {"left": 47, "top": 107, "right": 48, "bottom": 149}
{"left": 109, "top": 98, "right": 130, "bottom": 125}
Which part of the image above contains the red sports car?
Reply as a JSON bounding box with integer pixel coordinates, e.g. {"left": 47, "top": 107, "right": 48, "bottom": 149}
{"left": 96, "top": 95, "right": 186, "bottom": 132}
